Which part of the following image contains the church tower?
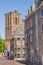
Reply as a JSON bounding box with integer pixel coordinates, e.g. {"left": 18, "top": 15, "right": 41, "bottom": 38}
{"left": 5, "top": 10, "right": 21, "bottom": 55}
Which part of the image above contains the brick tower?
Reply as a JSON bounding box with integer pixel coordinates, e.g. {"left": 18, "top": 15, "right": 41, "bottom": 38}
{"left": 5, "top": 10, "right": 21, "bottom": 57}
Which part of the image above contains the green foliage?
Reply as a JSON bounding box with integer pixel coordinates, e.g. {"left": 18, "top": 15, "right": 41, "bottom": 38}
{"left": 0, "top": 37, "right": 5, "bottom": 52}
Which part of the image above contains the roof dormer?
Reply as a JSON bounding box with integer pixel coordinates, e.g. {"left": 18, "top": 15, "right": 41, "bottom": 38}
{"left": 34, "top": 0, "right": 43, "bottom": 8}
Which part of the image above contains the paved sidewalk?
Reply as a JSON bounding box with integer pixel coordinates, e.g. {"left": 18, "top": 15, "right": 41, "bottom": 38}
{"left": 0, "top": 57, "right": 25, "bottom": 65}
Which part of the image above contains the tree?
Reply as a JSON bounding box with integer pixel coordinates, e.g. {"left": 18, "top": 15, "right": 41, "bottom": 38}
{"left": 0, "top": 36, "right": 5, "bottom": 52}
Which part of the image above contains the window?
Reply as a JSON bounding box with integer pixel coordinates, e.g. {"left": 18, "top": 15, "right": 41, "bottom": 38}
{"left": 41, "top": 9, "right": 43, "bottom": 16}
{"left": 22, "top": 40, "right": 25, "bottom": 45}
{"left": 15, "top": 17, "right": 17, "bottom": 25}
{"left": 28, "top": 34, "right": 32, "bottom": 43}
{"left": 17, "top": 54, "right": 20, "bottom": 58}
{"left": 30, "top": 19, "right": 32, "bottom": 27}
{"left": 30, "top": 35, "right": 32, "bottom": 42}
{"left": 17, "top": 48, "right": 20, "bottom": 52}
{"left": 17, "top": 38, "right": 21, "bottom": 45}
{"left": 42, "top": 24, "right": 43, "bottom": 31}
{"left": 8, "top": 14, "right": 9, "bottom": 26}
{"left": 25, "top": 34, "right": 27, "bottom": 43}
{"left": 27, "top": 23, "right": 29, "bottom": 29}
{"left": 28, "top": 35, "right": 30, "bottom": 43}
{"left": 18, "top": 18, "right": 19, "bottom": 25}
{"left": 23, "top": 48, "right": 25, "bottom": 52}
{"left": 17, "top": 40, "right": 20, "bottom": 45}
{"left": 10, "top": 13, "right": 12, "bottom": 25}
{"left": 23, "top": 54, "right": 25, "bottom": 58}
{"left": 17, "top": 38, "right": 20, "bottom": 41}
{"left": 30, "top": 30, "right": 32, "bottom": 42}
{"left": 30, "top": 30, "right": 32, "bottom": 34}
{"left": 23, "top": 38, "right": 25, "bottom": 41}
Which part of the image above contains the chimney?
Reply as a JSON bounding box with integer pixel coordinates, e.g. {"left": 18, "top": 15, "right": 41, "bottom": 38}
{"left": 28, "top": 9, "right": 29, "bottom": 15}
{"left": 31, "top": 6, "right": 32, "bottom": 12}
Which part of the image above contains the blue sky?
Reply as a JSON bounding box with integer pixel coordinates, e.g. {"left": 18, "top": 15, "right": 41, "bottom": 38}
{"left": 0, "top": 0, "right": 34, "bottom": 39}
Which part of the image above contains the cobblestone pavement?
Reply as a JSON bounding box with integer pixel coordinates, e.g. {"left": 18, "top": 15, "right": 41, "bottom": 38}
{"left": 0, "top": 57, "right": 25, "bottom": 65}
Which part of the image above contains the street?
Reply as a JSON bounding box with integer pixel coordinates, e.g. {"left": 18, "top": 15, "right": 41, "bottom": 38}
{"left": 0, "top": 57, "right": 25, "bottom": 65}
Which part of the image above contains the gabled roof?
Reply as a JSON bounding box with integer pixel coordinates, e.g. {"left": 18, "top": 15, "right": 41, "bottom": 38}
{"left": 38, "top": 2, "right": 43, "bottom": 9}
{"left": 25, "top": 2, "right": 43, "bottom": 21}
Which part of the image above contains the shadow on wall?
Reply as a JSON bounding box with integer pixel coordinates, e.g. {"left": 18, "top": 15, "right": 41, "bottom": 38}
{"left": 25, "top": 59, "right": 42, "bottom": 65}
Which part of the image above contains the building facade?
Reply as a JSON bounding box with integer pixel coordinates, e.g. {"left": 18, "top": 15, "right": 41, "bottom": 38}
{"left": 25, "top": 0, "right": 43, "bottom": 65}
{"left": 10, "top": 22, "right": 25, "bottom": 60}
{"left": 5, "top": 11, "right": 25, "bottom": 60}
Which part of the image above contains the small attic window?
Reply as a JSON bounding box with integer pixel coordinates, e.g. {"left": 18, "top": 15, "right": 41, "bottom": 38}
{"left": 41, "top": 9, "right": 43, "bottom": 16}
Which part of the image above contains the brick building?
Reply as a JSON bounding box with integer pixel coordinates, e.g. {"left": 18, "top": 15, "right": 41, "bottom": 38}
{"left": 25, "top": 0, "right": 43, "bottom": 65}
{"left": 10, "top": 21, "right": 25, "bottom": 60}
{"left": 5, "top": 11, "right": 25, "bottom": 60}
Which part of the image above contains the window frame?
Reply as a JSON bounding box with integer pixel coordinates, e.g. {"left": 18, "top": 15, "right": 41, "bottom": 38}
{"left": 41, "top": 23, "right": 43, "bottom": 32}
{"left": 17, "top": 54, "right": 20, "bottom": 58}
{"left": 17, "top": 48, "right": 20, "bottom": 52}
{"left": 40, "top": 8, "right": 43, "bottom": 17}
{"left": 30, "top": 34, "right": 32, "bottom": 43}
{"left": 29, "top": 19, "right": 32, "bottom": 28}
{"left": 16, "top": 40, "right": 20, "bottom": 45}
{"left": 28, "top": 34, "right": 30, "bottom": 43}
{"left": 15, "top": 17, "right": 17, "bottom": 25}
{"left": 17, "top": 38, "right": 20, "bottom": 41}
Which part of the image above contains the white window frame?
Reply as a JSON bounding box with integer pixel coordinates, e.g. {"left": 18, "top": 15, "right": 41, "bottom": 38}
{"left": 16, "top": 40, "right": 21, "bottom": 45}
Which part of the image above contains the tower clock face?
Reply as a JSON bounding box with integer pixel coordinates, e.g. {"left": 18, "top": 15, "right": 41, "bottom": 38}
{"left": 20, "top": 31, "right": 23, "bottom": 34}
